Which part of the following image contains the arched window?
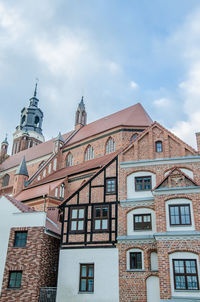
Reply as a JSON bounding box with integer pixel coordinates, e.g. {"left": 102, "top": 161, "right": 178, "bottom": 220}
{"left": 53, "top": 158, "right": 57, "bottom": 171}
{"left": 2, "top": 174, "right": 10, "bottom": 187}
{"left": 60, "top": 183, "right": 65, "bottom": 199}
{"left": 130, "top": 133, "right": 138, "bottom": 143}
{"left": 155, "top": 141, "right": 163, "bottom": 152}
{"left": 106, "top": 137, "right": 115, "bottom": 154}
{"left": 85, "top": 145, "right": 94, "bottom": 161}
{"left": 66, "top": 152, "right": 73, "bottom": 167}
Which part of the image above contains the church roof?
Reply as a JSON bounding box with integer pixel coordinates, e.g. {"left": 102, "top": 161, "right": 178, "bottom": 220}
{"left": 65, "top": 103, "right": 152, "bottom": 147}
{"left": 0, "top": 103, "right": 152, "bottom": 172}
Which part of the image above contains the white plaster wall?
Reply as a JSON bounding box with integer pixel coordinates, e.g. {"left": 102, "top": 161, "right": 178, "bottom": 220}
{"left": 165, "top": 198, "right": 195, "bottom": 232}
{"left": 56, "top": 248, "right": 119, "bottom": 302}
{"left": 127, "top": 171, "right": 156, "bottom": 199}
{"left": 0, "top": 196, "right": 46, "bottom": 293}
{"left": 146, "top": 276, "right": 160, "bottom": 302}
{"left": 169, "top": 252, "right": 200, "bottom": 298}
{"left": 127, "top": 208, "right": 156, "bottom": 235}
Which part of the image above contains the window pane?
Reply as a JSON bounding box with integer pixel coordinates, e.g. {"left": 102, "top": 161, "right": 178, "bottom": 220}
{"left": 175, "top": 276, "right": 186, "bottom": 289}
{"left": 78, "top": 221, "right": 84, "bottom": 230}
{"left": 187, "top": 276, "right": 198, "bottom": 290}
{"left": 80, "top": 279, "right": 86, "bottom": 291}
{"left": 174, "top": 260, "right": 184, "bottom": 273}
{"left": 185, "top": 260, "right": 196, "bottom": 274}
{"left": 102, "top": 219, "right": 108, "bottom": 229}
{"left": 81, "top": 266, "right": 87, "bottom": 277}
{"left": 95, "top": 220, "right": 101, "bottom": 230}
{"left": 72, "top": 209, "right": 77, "bottom": 218}
{"left": 71, "top": 221, "right": 77, "bottom": 230}
{"left": 79, "top": 209, "right": 84, "bottom": 219}
{"left": 88, "top": 280, "right": 94, "bottom": 292}
{"left": 102, "top": 207, "right": 108, "bottom": 217}
{"left": 95, "top": 208, "right": 101, "bottom": 218}
{"left": 88, "top": 266, "right": 94, "bottom": 277}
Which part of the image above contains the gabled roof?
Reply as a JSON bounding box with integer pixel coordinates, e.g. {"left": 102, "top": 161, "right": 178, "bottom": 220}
{"left": 152, "top": 167, "right": 199, "bottom": 191}
{"left": 65, "top": 103, "right": 152, "bottom": 147}
{"left": 123, "top": 121, "right": 197, "bottom": 155}
{"left": 3, "top": 194, "right": 35, "bottom": 212}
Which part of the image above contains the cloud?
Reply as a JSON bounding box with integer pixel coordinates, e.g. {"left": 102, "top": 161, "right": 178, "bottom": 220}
{"left": 153, "top": 97, "right": 170, "bottom": 107}
{"left": 130, "top": 81, "right": 138, "bottom": 89}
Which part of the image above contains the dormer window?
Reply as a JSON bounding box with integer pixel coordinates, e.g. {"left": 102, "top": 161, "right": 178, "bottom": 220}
{"left": 155, "top": 141, "right": 163, "bottom": 152}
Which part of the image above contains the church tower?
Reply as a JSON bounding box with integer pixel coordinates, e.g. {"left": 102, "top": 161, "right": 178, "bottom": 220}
{"left": 75, "top": 97, "right": 87, "bottom": 130}
{"left": 12, "top": 82, "right": 45, "bottom": 155}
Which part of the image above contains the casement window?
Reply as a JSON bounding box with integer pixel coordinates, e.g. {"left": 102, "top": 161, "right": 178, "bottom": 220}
{"left": 14, "top": 231, "right": 27, "bottom": 247}
{"left": 173, "top": 259, "right": 199, "bottom": 290}
{"left": 169, "top": 204, "right": 191, "bottom": 226}
{"left": 134, "top": 214, "right": 152, "bottom": 230}
{"left": 66, "top": 152, "right": 73, "bottom": 167}
{"left": 70, "top": 208, "right": 85, "bottom": 233}
{"left": 135, "top": 176, "right": 152, "bottom": 191}
{"left": 105, "top": 177, "right": 116, "bottom": 194}
{"left": 130, "top": 252, "right": 142, "bottom": 269}
{"left": 85, "top": 145, "right": 94, "bottom": 161}
{"left": 8, "top": 271, "right": 22, "bottom": 288}
{"left": 79, "top": 264, "right": 94, "bottom": 292}
{"left": 2, "top": 174, "right": 10, "bottom": 187}
{"left": 155, "top": 141, "right": 163, "bottom": 152}
{"left": 93, "top": 205, "right": 109, "bottom": 231}
{"left": 106, "top": 137, "right": 115, "bottom": 154}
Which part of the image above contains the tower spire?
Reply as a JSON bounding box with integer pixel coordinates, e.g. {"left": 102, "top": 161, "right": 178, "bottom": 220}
{"left": 34, "top": 78, "right": 39, "bottom": 97}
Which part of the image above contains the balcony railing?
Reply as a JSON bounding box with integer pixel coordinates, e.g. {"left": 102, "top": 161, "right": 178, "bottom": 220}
{"left": 39, "top": 287, "right": 57, "bottom": 302}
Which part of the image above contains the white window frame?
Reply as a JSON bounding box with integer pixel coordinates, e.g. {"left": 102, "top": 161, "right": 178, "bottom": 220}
{"left": 126, "top": 248, "right": 144, "bottom": 271}
{"left": 165, "top": 198, "right": 195, "bottom": 232}
{"left": 169, "top": 252, "right": 200, "bottom": 298}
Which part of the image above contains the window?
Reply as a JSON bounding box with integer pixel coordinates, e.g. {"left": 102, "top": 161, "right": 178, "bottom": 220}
{"left": 169, "top": 204, "right": 191, "bottom": 226}
{"left": 85, "top": 145, "right": 94, "bottom": 161}
{"left": 173, "top": 259, "right": 199, "bottom": 290}
{"left": 130, "top": 252, "right": 142, "bottom": 269}
{"left": 48, "top": 163, "right": 51, "bottom": 174}
{"left": 134, "top": 214, "right": 152, "bottom": 230}
{"left": 60, "top": 183, "right": 65, "bottom": 199}
{"left": 79, "top": 264, "right": 94, "bottom": 292}
{"left": 55, "top": 187, "right": 58, "bottom": 198}
{"left": 43, "top": 169, "right": 46, "bottom": 178}
{"left": 2, "top": 174, "right": 10, "bottom": 187}
{"left": 8, "top": 271, "right": 22, "bottom": 288}
{"left": 66, "top": 152, "right": 73, "bottom": 167}
{"left": 106, "top": 178, "right": 116, "bottom": 194}
{"left": 135, "top": 176, "right": 151, "bottom": 191}
{"left": 155, "top": 141, "right": 163, "bottom": 152}
{"left": 94, "top": 206, "right": 109, "bottom": 231}
{"left": 106, "top": 137, "right": 115, "bottom": 154}
{"left": 70, "top": 208, "right": 85, "bottom": 232}
{"left": 130, "top": 134, "right": 138, "bottom": 143}
{"left": 14, "top": 231, "right": 27, "bottom": 247}
{"left": 53, "top": 158, "right": 57, "bottom": 171}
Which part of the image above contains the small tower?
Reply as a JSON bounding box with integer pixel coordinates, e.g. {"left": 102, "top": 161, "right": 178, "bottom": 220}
{"left": 13, "top": 156, "right": 29, "bottom": 195}
{"left": 0, "top": 135, "right": 9, "bottom": 161}
{"left": 75, "top": 97, "right": 87, "bottom": 130}
{"left": 12, "top": 81, "right": 45, "bottom": 155}
{"left": 54, "top": 132, "right": 65, "bottom": 153}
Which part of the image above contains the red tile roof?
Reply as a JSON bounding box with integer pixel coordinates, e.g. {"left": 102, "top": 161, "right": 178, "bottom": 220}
{"left": 3, "top": 194, "right": 35, "bottom": 212}
{"left": 65, "top": 103, "right": 152, "bottom": 146}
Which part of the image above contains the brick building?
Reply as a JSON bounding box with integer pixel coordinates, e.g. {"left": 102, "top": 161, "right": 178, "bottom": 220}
{"left": 0, "top": 92, "right": 200, "bottom": 301}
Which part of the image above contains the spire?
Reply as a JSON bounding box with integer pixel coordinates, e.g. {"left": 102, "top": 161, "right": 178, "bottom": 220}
{"left": 55, "top": 132, "right": 65, "bottom": 143}
{"left": 34, "top": 78, "right": 39, "bottom": 98}
{"left": 79, "top": 96, "right": 85, "bottom": 110}
{"left": 2, "top": 134, "right": 8, "bottom": 144}
{"left": 15, "top": 156, "right": 29, "bottom": 177}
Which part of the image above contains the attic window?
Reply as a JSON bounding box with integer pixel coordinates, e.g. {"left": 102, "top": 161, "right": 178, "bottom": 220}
{"left": 155, "top": 141, "right": 163, "bottom": 152}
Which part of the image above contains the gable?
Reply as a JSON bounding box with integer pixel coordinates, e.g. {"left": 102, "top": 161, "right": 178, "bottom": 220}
{"left": 123, "top": 122, "right": 197, "bottom": 161}
{"left": 154, "top": 168, "right": 198, "bottom": 190}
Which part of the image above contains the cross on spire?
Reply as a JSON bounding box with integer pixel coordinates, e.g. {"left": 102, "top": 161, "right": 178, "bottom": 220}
{"left": 34, "top": 78, "right": 39, "bottom": 97}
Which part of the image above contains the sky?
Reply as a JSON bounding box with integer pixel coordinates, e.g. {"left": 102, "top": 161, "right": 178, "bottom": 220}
{"left": 1, "top": 0, "right": 200, "bottom": 151}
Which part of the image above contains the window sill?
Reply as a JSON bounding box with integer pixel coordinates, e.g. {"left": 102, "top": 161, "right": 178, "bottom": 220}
{"left": 6, "top": 288, "right": 21, "bottom": 290}
{"left": 126, "top": 269, "right": 145, "bottom": 272}
{"left": 78, "top": 291, "right": 94, "bottom": 294}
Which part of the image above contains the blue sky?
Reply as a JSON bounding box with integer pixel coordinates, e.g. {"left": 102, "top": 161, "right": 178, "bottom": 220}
{"left": 1, "top": 0, "right": 200, "bottom": 150}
